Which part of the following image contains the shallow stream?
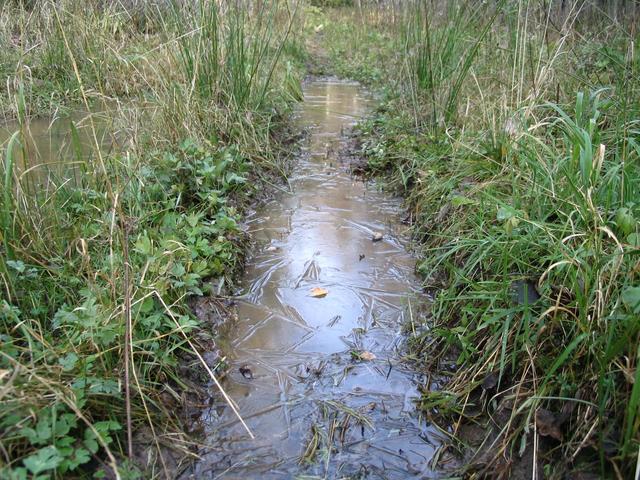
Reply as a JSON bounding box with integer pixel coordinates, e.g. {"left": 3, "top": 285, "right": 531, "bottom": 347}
{"left": 189, "top": 79, "right": 440, "bottom": 479}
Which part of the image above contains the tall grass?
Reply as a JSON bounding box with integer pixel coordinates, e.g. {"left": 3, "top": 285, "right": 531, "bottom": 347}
{"left": 0, "top": 1, "right": 303, "bottom": 478}
{"left": 318, "top": 0, "right": 640, "bottom": 477}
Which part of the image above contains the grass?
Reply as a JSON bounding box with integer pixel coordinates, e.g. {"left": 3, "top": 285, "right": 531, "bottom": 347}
{"left": 315, "top": 1, "right": 640, "bottom": 478}
{"left": 3, "top": 0, "right": 640, "bottom": 478}
{"left": 0, "top": 1, "right": 305, "bottom": 478}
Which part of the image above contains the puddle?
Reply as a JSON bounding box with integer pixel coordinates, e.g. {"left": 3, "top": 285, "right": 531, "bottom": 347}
{"left": 0, "top": 111, "right": 113, "bottom": 186}
{"left": 188, "top": 79, "right": 441, "bottom": 479}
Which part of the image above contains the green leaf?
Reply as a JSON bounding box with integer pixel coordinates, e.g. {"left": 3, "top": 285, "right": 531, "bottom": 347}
{"left": 23, "top": 446, "right": 63, "bottom": 475}
{"left": 138, "top": 297, "right": 155, "bottom": 314}
{"left": 134, "top": 234, "right": 153, "bottom": 256}
{"left": 72, "top": 377, "right": 120, "bottom": 395}
{"left": 20, "top": 415, "right": 52, "bottom": 446}
{"left": 225, "top": 172, "right": 246, "bottom": 185}
{"left": 451, "top": 195, "right": 475, "bottom": 207}
{"left": 62, "top": 447, "right": 91, "bottom": 471}
{"left": 616, "top": 207, "right": 636, "bottom": 236}
{"left": 59, "top": 353, "right": 78, "bottom": 372}
{"left": 622, "top": 286, "right": 640, "bottom": 314}
{"left": 6, "top": 260, "right": 26, "bottom": 273}
{"left": 627, "top": 233, "right": 640, "bottom": 247}
{"left": 53, "top": 413, "right": 76, "bottom": 437}
{"left": 497, "top": 205, "right": 518, "bottom": 221}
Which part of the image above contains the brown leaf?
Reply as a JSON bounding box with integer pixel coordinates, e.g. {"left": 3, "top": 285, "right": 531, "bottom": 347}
{"left": 535, "top": 408, "right": 563, "bottom": 441}
{"left": 310, "top": 287, "right": 328, "bottom": 298}
{"left": 239, "top": 364, "right": 253, "bottom": 379}
{"left": 359, "top": 351, "right": 376, "bottom": 361}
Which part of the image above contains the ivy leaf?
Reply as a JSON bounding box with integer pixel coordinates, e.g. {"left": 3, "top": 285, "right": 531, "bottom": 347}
{"left": 23, "top": 446, "right": 63, "bottom": 475}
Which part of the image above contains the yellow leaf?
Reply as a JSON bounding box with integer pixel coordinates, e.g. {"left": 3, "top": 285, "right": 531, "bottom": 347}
{"left": 359, "top": 351, "right": 376, "bottom": 361}
{"left": 310, "top": 287, "right": 328, "bottom": 298}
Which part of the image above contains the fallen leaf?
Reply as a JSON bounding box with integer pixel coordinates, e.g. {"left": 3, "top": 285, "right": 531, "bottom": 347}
{"left": 310, "top": 287, "right": 328, "bottom": 298}
{"left": 372, "top": 232, "right": 383, "bottom": 242}
{"left": 239, "top": 364, "right": 253, "bottom": 379}
{"left": 359, "top": 351, "right": 376, "bottom": 361}
{"left": 535, "top": 408, "right": 563, "bottom": 441}
{"left": 481, "top": 372, "right": 498, "bottom": 391}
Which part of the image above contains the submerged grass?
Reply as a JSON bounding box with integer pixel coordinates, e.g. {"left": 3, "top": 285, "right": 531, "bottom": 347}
{"left": 316, "top": 1, "right": 640, "bottom": 478}
{"left": 0, "top": 1, "right": 304, "bottom": 478}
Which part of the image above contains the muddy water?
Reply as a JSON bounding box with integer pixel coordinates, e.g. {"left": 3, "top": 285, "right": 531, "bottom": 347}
{"left": 190, "top": 79, "right": 440, "bottom": 479}
{"left": 0, "top": 112, "right": 111, "bottom": 184}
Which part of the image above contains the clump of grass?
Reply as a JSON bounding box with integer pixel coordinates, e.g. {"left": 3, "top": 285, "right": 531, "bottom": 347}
{"left": 0, "top": 0, "right": 305, "bottom": 478}
{"left": 319, "top": 0, "right": 640, "bottom": 477}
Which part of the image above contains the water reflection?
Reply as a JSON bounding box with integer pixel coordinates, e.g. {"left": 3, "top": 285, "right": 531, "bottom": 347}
{"left": 189, "top": 79, "right": 440, "bottom": 479}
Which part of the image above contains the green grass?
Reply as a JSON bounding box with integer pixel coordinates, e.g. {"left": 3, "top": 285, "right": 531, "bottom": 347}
{"left": 0, "top": 1, "right": 304, "bottom": 478}
{"left": 316, "top": 1, "right": 640, "bottom": 478}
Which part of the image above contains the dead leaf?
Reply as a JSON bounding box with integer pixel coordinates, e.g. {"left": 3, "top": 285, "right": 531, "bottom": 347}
{"left": 359, "top": 351, "right": 376, "bottom": 361}
{"left": 239, "top": 364, "right": 254, "bottom": 379}
{"left": 535, "top": 408, "right": 563, "bottom": 441}
{"left": 310, "top": 287, "right": 328, "bottom": 298}
{"left": 481, "top": 372, "right": 498, "bottom": 391}
{"left": 362, "top": 402, "right": 376, "bottom": 411}
{"left": 372, "top": 232, "right": 383, "bottom": 242}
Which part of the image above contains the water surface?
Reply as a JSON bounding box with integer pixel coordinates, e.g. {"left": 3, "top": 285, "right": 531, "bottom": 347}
{"left": 190, "top": 79, "right": 440, "bottom": 479}
{"left": 0, "top": 111, "right": 112, "bottom": 185}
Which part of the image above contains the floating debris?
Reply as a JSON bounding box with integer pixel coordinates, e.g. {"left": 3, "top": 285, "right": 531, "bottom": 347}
{"left": 239, "top": 364, "right": 253, "bottom": 379}
{"left": 351, "top": 350, "right": 376, "bottom": 361}
{"left": 310, "top": 287, "right": 329, "bottom": 298}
